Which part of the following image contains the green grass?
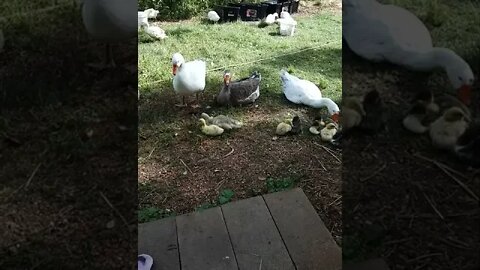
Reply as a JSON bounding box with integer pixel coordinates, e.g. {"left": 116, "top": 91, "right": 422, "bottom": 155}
{"left": 138, "top": 13, "right": 342, "bottom": 101}
{"left": 381, "top": 0, "right": 480, "bottom": 68}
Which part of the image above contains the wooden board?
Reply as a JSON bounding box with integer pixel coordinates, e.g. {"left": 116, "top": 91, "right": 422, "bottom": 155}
{"left": 221, "top": 196, "right": 296, "bottom": 270}
{"left": 138, "top": 218, "right": 180, "bottom": 270}
{"left": 263, "top": 188, "right": 342, "bottom": 270}
{"left": 176, "top": 207, "right": 238, "bottom": 270}
{"left": 344, "top": 258, "right": 390, "bottom": 270}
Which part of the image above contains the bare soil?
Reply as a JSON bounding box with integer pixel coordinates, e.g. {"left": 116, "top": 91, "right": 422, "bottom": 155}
{"left": 342, "top": 46, "right": 479, "bottom": 269}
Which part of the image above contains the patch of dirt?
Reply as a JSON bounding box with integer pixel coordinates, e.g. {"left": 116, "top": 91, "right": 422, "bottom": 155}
{"left": 342, "top": 47, "right": 479, "bottom": 269}
{"left": 0, "top": 6, "right": 137, "bottom": 269}
{"left": 138, "top": 94, "right": 343, "bottom": 243}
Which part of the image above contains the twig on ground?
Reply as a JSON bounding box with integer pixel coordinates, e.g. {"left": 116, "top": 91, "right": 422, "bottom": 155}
{"left": 360, "top": 163, "right": 386, "bottom": 182}
{"left": 311, "top": 155, "right": 327, "bottom": 171}
{"left": 314, "top": 142, "right": 341, "bottom": 163}
{"left": 406, "top": 253, "right": 443, "bottom": 264}
{"left": 25, "top": 163, "right": 42, "bottom": 189}
{"left": 99, "top": 191, "right": 130, "bottom": 231}
{"left": 180, "top": 159, "right": 194, "bottom": 175}
{"left": 328, "top": 196, "right": 342, "bottom": 206}
{"left": 223, "top": 145, "right": 235, "bottom": 158}
{"left": 414, "top": 154, "right": 479, "bottom": 201}
{"left": 422, "top": 192, "right": 444, "bottom": 220}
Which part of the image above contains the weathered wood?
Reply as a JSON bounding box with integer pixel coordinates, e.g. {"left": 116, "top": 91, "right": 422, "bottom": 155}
{"left": 263, "top": 188, "right": 341, "bottom": 270}
{"left": 176, "top": 207, "right": 238, "bottom": 270}
{"left": 221, "top": 196, "right": 296, "bottom": 270}
{"left": 138, "top": 217, "right": 180, "bottom": 270}
{"left": 344, "top": 258, "right": 390, "bottom": 270}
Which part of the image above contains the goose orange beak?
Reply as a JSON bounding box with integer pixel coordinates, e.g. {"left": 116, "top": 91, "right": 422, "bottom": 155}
{"left": 172, "top": 64, "right": 178, "bottom": 76}
{"left": 331, "top": 112, "right": 340, "bottom": 123}
{"left": 458, "top": 85, "right": 472, "bottom": 105}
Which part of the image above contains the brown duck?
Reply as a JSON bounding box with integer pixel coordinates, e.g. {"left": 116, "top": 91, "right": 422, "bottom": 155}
{"left": 216, "top": 70, "right": 261, "bottom": 106}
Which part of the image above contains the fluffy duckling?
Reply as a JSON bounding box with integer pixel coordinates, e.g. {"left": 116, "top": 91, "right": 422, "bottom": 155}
{"left": 200, "top": 113, "right": 243, "bottom": 130}
{"left": 309, "top": 116, "right": 326, "bottom": 135}
{"left": 429, "top": 107, "right": 469, "bottom": 150}
{"left": 402, "top": 102, "right": 431, "bottom": 134}
{"left": 290, "top": 115, "right": 302, "bottom": 134}
{"left": 415, "top": 89, "right": 439, "bottom": 114}
{"left": 359, "top": 89, "right": 387, "bottom": 134}
{"left": 341, "top": 96, "right": 365, "bottom": 131}
{"left": 435, "top": 94, "right": 471, "bottom": 119}
{"left": 199, "top": 118, "right": 224, "bottom": 136}
{"left": 454, "top": 123, "right": 480, "bottom": 168}
{"left": 276, "top": 116, "right": 300, "bottom": 136}
{"left": 320, "top": 122, "right": 338, "bottom": 142}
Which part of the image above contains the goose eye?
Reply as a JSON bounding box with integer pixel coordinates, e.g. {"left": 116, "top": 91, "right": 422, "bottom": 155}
{"left": 458, "top": 76, "right": 463, "bottom": 81}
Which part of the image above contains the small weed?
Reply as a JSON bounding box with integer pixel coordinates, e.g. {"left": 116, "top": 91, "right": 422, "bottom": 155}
{"left": 218, "top": 189, "right": 235, "bottom": 205}
{"left": 138, "top": 207, "right": 175, "bottom": 223}
{"left": 266, "top": 177, "right": 296, "bottom": 193}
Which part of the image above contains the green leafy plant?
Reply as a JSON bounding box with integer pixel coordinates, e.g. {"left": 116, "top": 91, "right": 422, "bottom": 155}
{"left": 266, "top": 177, "right": 296, "bottom": 193}
{"left": 218, "top": 189, "right": 235, "bottom": 205}
{"left": 138, "top": 207, "right": 174, "bottom": 223}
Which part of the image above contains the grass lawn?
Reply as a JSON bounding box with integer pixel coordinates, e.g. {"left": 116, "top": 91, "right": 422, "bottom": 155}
{"left": 138, "top": 4, "right": 343, "bottom": 242}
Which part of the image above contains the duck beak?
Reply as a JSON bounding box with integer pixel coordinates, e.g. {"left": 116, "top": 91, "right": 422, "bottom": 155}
{"left": 224, "top": 75, "right": 230, "bottom": 85}
{"left": 331, "top": 113, "right": 340, "bottom": 123}
{"left": 172, "top": 64, "right": 178, "bottom": 76}
{"left": 458, "top": 84, "right": 472, "bottom": 105}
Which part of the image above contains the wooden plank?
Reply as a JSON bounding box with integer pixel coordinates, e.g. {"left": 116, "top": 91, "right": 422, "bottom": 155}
{"left": 138, "top": 217, "right": 180, "bottom": 270}
{"left": 221, "top": 196, "right": 296, "bottom": 270}
{"left": 176, "top": 207, "right": 238, "bottom": 270}
{"left": 263, "top": 188, "right": 341, "bottom": 270}
{"left": 344, "top": 258, "right": 390, "bottom": 270}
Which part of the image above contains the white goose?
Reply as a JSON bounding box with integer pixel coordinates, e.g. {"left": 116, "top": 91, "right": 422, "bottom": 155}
{"left": 172, "top": 53, "right": 206, "bottom": 107}
{"left": 280, "top": 70, "right": 340, "bottom": 122}
{"left": 82, "top": 0, "right": 137, "bottom": 68}
{"left": 343, "top": 0, "right": 474, "bottom": 105}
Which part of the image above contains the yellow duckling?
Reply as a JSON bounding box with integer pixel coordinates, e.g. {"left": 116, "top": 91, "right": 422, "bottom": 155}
{"left": 199, "top": 118, "right": 224, "bottom": 136}
{"left": 403, "top": 102, "right": 431, "bottom": 134}
{"left": 429, "top": 107, "right": 469, "bottom": 150}
{"left": 309, "top": 117, "right": 325, "bottom": 135}
{"left": 341, "top": 96, "right": 366, "bottom": 131}
{"left": 276, "top": 119, "right": 293, "bottom": 136}
{"left": 320, "top": 122, "right": 338, "bottom": 142}
{"left": 200, "top": 113, "right": 243, "bottom": 130}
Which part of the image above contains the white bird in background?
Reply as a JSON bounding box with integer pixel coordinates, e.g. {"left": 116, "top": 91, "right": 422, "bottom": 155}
{"left": 343, "top": 0, "right": 474, "bottom": 105}
{"left": 265, "top": 12, "right": 278, "bottom": 25}
{"left": 0, "top": 29, "right": 4, "bottom": 52}
{"left": 208, "top": 11, "right": 221, "bottom": 22}
{"left": 138, "top": 11, "right": 150, "bottom": 29}
{"left": 144, "top": 25, "right": 167, "bottom": 40}
{"left": 280, "top": 11, "right": 292, "bottom": 20}
{"left": 82, "top": 0, "right": 137, "bottom": 69}
{"left": 144, "top": 8, "right": 159, "bottom": 19}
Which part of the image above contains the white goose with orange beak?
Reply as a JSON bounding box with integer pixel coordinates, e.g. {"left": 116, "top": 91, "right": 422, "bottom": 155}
{"left": 172, "top": 53, "right": 206, "bottom": 107}
{"left": 343, "top": 0, "right": 474, "bottom": 105}
{"left": 280, "top": 69, "right": 340, "bottom": 123}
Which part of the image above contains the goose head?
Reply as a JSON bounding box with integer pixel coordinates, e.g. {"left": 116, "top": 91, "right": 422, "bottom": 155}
{"left": 223, "top": 70, "right": 232, "bottom": 86}
{"left": 321, "top": 98, "right": 341, "bottom": 123}
{"left": 172, "top": 53, "right": 185, "bottom": 75}
{"left": 445, "top": 56, "right": 474, "bottom": 105}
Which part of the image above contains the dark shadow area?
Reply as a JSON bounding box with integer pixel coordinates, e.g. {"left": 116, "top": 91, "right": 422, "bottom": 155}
{"left": 0, "top": 4, "right": 137, "bottom": 269}
{"left": 342, "top": 20, "right": 480, "bottom": 270}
